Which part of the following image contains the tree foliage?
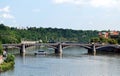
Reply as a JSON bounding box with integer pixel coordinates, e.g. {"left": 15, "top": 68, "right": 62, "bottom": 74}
{"left": 91, "top": 37, "right": 118, "bottom": 44}
{"left": 1, "top": 24, "right": 120, "bottom": 44}
{"left": 0, "top": 24, "right": 99, "bottom": 43}
{"left": 0, "top": 24, "right": 21, "bottom": 44}
{"left": 14, "top": 27, "right": 99, "bottom": 43}
{"left": 91, "top": 37, "right": 100, "bottom": 43}
{"left": 0, "top": 41, "right": 3, "bottom": 55}
{"left": 4, "top": 54, "right": 15, "bottom": 63}
{"left": 0, "top": 24, "right": 101, "bottom": 43}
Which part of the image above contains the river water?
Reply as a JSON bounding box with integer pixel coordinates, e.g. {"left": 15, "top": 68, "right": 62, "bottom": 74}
{"left": 1, "top": 46, "right": 120, "bottom": 76}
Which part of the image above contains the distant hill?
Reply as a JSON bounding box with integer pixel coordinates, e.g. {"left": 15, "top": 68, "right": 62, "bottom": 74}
{"left": 0, "top": 24, "right": 99, "bottom": 43}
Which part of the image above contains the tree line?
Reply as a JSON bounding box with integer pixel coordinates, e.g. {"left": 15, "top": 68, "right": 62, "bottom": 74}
{"left": 0, "top": 24, "right": 99, "bottom": 44}
{"left": 1, "top": 24, "right": 120, "bottom": 44}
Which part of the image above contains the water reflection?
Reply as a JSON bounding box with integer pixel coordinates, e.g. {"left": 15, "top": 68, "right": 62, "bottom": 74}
{"left": 1, "top": 47, "right": 120, "bottom": 76}
{"left": 54, "top": 53, "right": 63, "bottom": 59}
{"left": 20, "top": 53, "right": 26, "bottom": 64}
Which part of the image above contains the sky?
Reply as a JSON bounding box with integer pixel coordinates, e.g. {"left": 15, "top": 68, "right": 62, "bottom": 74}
{"left": 0, "top": 0, "right": 120, "bottom": 30}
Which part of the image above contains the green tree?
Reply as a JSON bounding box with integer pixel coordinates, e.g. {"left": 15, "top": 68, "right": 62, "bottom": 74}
{"left": 4, "top": 54, "right": 15, "bottom": 62}
{"left": 108, "top": 38, "right": 118, "bottom": 44}
{"left": 0, "top": 24, "right": 100, "bottom": 43}
{"left": 99, "top": 37, "right": 108, "bottom": 43}
{"left": 0, "top": 41, "right": 3, "bottom": 55}
{"left": 91, "top": 37, "right": 100, "bottom": 43}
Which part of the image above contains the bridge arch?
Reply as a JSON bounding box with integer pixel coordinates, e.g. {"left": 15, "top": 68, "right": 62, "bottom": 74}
{"left": 62, "top": 45, "right": 92, "bottom": 50}
{"left": 45, "top": 45, "right": 57, "bottom": 49}
{"left": 96, "top": 45, "right": 118, "bottom": 50}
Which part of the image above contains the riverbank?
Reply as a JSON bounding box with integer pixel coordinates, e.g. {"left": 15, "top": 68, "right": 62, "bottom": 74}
{"left": 0, "top": 61, "right": 14, "bottom": 72}
{"left": 0, "top": 54, "right": 15, "bottom": 72}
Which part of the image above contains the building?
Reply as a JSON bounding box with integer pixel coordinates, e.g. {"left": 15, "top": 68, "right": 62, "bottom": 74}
{"left": 99, "top": 31, "right": 119, "bottom": 39}
{"left": 109, "top": 31, "right": 119, "bottom": 38}
{"left": 99, "top": 32, "right": 109, "bottom": 38}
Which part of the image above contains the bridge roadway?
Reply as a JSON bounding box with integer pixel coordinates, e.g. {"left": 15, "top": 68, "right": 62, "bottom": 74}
{"left": 2, "top": 43, "right": 120, "bottom": 54}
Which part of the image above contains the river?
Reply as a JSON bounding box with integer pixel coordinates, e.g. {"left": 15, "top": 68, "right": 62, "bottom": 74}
{"left": 1, "top": 46, "right": 120, "bottom": 76}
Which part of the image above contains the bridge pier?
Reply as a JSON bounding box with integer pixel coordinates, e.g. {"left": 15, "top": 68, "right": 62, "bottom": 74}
{"left": 55, "top": 43, "right": 62, "bottom": 54}
{"left": 20, "top": 44, "right": 26, "bottom": 54}
{"left": 88, "top": 43, "right": 96, "bottom": 55}
{"left": 93, "top": 43, "right": 96, "bottom": 55}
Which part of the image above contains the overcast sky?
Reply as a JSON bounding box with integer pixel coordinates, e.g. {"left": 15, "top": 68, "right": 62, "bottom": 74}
{"left": 0, "top": 0, "right": 120, "bottom": 30}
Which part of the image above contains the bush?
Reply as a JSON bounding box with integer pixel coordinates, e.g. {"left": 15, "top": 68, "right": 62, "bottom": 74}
{"left": 108, "top": 38, "right": 118, "bottom": 44}
{"left": 0, "top": 54, "right": 15, "bottom": 72}
{"left": 4, "top": 54, "right": 15, "bottom": 63}
{"left": 0, "top": 62, "right": 14, "bottom": 72}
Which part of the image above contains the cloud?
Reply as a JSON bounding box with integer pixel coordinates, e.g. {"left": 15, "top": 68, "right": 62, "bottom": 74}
{"left": 0, "top": 6, "right": 15, "bottom": 19}
{"left": 0, "top": 20, "right": 4, "bottom": 23}
{"left": 53, "top": 0, "right": 85, "bottom": 5}
{"left": 0, "top": 13, "right": 14, "bottom": 19}
{"left": 53, "top": 0, "right": 120, "bottom": 8}
{"left": 0, "top": 6, "right": 10, "bottom": 13}
{"left": 90, "top": 0, "right": 119, "bottom": 8}
{"left": 53, "top": 0, "right": 71, "bottom": 4}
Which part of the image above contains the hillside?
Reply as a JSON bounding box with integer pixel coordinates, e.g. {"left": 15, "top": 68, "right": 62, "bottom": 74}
{"left": 0, "top": 24, "right": 99, "bottom": 43}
